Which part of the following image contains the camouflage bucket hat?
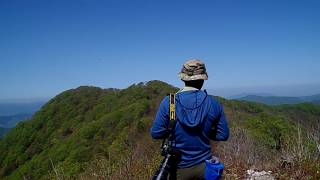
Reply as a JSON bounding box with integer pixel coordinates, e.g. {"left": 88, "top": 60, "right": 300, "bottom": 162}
{"left": 179, "top": 59, "right": 208, "bottom": 81}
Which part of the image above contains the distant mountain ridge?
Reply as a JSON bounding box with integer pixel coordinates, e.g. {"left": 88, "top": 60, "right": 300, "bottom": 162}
{"left": 0, "top": 101, "right": 46, "bottom": 116}
{"left": 227, "top": 93, "right": 275, "bottom": 99}
{"left": 236, "top": 94, "right": 320, "bottom": 105}
{"left": 0, "top": 100, "right": 46, "bottom": 137}
{"left": 0, "top": 127, "right": 10, "bottom": 138}
{"left": 0, "top": 113, "right": 32, "bottom": 128}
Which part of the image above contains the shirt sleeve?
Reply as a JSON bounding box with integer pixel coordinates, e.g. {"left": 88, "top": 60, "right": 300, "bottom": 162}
{"left": 208, "top": 103, "right": 230, "bottom": 141}
{"left": 150, "top": 96, "right": 170, "bottom": 139}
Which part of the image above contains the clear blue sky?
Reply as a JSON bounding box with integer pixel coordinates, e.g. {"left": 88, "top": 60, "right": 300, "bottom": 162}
{"left": 1, "top": 0, "right": 320, "bottom": 100}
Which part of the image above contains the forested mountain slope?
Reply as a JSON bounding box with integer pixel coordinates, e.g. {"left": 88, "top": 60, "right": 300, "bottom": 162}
{"left": 0, "top": 81, "right": 319, "bottom": 179}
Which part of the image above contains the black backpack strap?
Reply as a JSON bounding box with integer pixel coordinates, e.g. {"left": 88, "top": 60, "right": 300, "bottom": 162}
{"left": 169, "top": 93, "right": 176, "bottom": 126}
{"left": 168, "top": 93, "right": 177, "bottom": 146}
{"left": 160, "top": 93, "right": 177, "bottom": 148}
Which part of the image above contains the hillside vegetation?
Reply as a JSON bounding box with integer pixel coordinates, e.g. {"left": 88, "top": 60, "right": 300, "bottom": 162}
{"left": 0, "top": 81, "right": 319, "bottom": 179}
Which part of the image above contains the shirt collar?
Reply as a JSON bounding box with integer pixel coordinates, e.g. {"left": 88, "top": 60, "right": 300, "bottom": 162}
{"left": 179, "top": 86, "right": 200, "bottom": 92}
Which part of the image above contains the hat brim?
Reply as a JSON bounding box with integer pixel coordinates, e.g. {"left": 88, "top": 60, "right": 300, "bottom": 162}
{"left": 179, "top": 73, "right": 208, "bottom": 81}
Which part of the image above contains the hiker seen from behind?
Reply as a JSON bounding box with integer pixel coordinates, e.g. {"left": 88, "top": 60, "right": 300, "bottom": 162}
{"left": 151, "top": 59, "right": 230, "bottom": 180}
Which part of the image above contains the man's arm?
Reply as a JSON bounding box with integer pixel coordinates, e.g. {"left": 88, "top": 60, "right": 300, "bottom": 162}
{"left": 208, "top": 103, "right": 229, "bottom": 141}
{"left": 150, "top": 97, "right": 170, "bottom": 139}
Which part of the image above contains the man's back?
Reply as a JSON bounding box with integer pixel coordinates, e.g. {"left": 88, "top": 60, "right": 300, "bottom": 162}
{"left": 151, "top": 89, "right": 229, "bottom": 168}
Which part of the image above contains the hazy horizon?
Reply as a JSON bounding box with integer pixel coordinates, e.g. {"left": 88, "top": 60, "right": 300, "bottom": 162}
{"left": 1, "top": 81, "right": 320, "bottom": 102}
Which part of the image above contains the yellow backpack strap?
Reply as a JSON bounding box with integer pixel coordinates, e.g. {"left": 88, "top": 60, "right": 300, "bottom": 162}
{"left": 169, "top": 93, "right": 176, "bottom": 121}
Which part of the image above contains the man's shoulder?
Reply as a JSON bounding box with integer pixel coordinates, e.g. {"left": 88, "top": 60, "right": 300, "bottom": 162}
{"left": 207, "top": 95, "right": 223, "bottom": 109}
